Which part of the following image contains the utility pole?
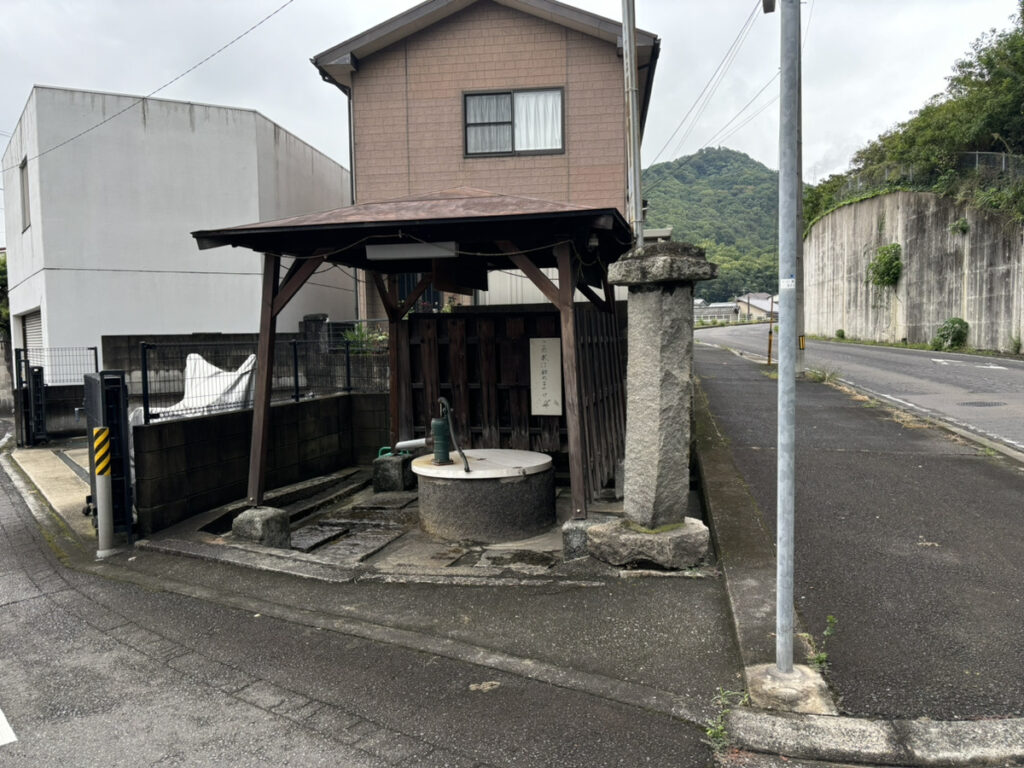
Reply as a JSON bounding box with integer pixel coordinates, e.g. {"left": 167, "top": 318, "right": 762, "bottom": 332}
{"left": 622, "top": 0, "right": 644, "bottom": 250}
{"left": 774, "top": 0, "right": 801, "bottom": 674}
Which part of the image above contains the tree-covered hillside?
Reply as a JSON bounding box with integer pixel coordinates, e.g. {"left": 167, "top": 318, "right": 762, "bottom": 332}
{"left": 642, "top": 147, "right": 778, "bottom": 302}
{"left": 804, "top": 2, "right": 1024, "bottom": 225}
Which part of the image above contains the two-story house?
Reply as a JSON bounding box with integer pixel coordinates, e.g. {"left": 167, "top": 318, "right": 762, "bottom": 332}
{"left": 311, "top": 0, "right": 659, "bottom": 317}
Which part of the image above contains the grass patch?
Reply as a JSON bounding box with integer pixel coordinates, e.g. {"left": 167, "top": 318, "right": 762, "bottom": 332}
{"left": 803, "top": 367, "right": 840, "bottom": 384}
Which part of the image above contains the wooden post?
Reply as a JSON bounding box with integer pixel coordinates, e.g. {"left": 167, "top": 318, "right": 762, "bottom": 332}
{"left": 555, "top": 244, "right": 588, "bottom": 519}
{"left": 247, "top": 253, "right": 280, "bottom": 506}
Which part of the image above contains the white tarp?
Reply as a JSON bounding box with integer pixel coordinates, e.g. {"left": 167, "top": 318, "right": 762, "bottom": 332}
{"left": 128, "top": 353, "right": 257, "bottom": 487}
{"left": 156, "top": 353, "right": 257, "bottom": 420}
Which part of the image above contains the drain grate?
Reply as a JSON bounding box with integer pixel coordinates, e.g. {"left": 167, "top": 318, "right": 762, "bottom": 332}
{"left": 957, "top": 401, "right": 1006, "bottom": 408}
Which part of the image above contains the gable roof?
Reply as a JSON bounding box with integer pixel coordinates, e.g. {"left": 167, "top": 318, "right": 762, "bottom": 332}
{"left": 312, "top": 0, "right": 659, "bottom": 133}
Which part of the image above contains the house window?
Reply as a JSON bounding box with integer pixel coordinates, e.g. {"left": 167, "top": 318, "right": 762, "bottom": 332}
{"left": 464, "top": 89, "right": 563, "bottom": 156}
{"left": 19, "top": 158, "right": 30, "bottom": 231}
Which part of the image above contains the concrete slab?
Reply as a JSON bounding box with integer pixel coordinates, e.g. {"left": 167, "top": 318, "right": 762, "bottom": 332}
{"left": 11, "top": 447, "right": 93, "bottom": 542}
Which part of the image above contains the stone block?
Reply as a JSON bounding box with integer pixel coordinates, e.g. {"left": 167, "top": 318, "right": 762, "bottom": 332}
{"left": 373, "top": 454, "right": 416, "bottom": 492}
{"left": 745, "top": 663, "right": 838, "bottom": 715}
{"left": 562, "top": 518, "right": 606, "bottom": 561}
{"left": 232, "top": 506, "right": 291, "bottom": 549}
{"left": 586, "top": 517, "right": 709, "bottom": 570}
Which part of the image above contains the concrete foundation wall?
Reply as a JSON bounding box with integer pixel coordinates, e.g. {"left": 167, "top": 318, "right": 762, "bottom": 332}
{"left": 132, "top": 392, "right": 388, "bottom": 535}
{"left": 804, "top": 191, "right": 1024, "bottom": 351}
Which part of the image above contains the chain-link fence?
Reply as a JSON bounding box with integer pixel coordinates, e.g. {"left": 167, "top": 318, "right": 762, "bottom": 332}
{"left": 140, "top": 335, "right": 389, "bottom": 423}
{"left": 837, "top": 152, "right": 1024, "bottom": 201}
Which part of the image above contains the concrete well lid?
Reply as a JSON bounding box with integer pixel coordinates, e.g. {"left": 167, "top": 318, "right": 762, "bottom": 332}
{"left": 412, "top": 449, "right": 552, "bottom": 480}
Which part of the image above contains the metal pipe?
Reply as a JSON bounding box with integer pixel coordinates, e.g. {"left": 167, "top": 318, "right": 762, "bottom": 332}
{"left": 395, "top": 437, "right": 427, "bottom": 451}
{"left": 94, "top": 427, "right": 116, "bottom": 559}
{"left": 621, "top": 0, "right": 644, "bottom": 250}
{"left": 439, "top": 397, "right": 470, "bottom": 472}
{"left": 776, "top": 0, "right": 801, "bottom": 675}
{"left": 140, "top": 342, "right": 151, "bottom": 424}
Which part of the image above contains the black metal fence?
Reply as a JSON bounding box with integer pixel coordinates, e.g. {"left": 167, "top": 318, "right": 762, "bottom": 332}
{"left": 140, "top": 337, "right": 388, "bottom": 423}
{"left": 15, "top": 347, "right": 99, "bottom": 387}
{"left": 13, "top": 347, "right": 100, "bottom": 445}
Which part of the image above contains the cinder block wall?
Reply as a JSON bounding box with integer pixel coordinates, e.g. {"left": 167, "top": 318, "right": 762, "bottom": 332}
{"left": 133, "top": 392, "right": 388, "bottom": 534}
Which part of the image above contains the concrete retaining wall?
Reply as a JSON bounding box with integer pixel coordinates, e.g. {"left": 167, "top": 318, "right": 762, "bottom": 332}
{"left": 804, "top": 191, "right": 1024, "bottom": 351}
{"left": 133, "top": 392, "right": 388, "bottom": 535}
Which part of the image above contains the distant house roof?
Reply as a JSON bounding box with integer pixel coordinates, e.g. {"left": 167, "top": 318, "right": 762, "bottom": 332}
{"left": 738, "top": 293, "right": 779, "bottom": 314}
{"left": 312, "top": 0, "right": 660, "bottom": 133}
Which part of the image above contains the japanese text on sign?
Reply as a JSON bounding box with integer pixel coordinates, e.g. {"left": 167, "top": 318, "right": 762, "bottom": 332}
{"left": 529, "top": 338, "right": 562, "bottom": 416}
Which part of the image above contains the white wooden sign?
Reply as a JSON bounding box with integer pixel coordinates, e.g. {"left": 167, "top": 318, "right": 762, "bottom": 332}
{"left": 529, "top": 338, "right": 562, "bottom": 416}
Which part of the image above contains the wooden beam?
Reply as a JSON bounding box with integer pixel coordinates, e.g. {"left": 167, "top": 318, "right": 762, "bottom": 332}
{"left": 247, "top": 253, "right": 280, "bottom": 507}
{"left": 555, "top": 243, "right": 588, "bottom": 519}
{"left": 499, "top": 242, "right": 560, "bottom": 305}
{"left": 396, "top": 273, "right": 434, "bottom": 318}
{"left": 272, "top": 255, "right": 325, "bottom": 318}
{"left": 602, "top": 270, "right": 616, "bottom": 310}
{"left": 577, "top": 281, "right": 609, "bottom": 312}
{"left": 372, "top": 272, "right": 398, "bottom": 322}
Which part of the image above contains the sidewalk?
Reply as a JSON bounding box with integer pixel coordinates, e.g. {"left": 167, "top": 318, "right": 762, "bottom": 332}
{"left": 7, "top": 343, "right": 1024, "bottom": 766}
{"left": 694, "top": 343, "right": 1024, "bottom": 764}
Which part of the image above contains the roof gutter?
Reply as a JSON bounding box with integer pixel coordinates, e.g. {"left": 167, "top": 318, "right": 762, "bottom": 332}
{"left": 638, "top": 36, "right": 660, "bottom": 137}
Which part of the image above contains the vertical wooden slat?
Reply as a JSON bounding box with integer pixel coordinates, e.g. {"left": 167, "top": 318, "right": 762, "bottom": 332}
{"left": 505, "top": 317, "right": 529, "bottom": 449}
{"left": 557, "top": 245, "right": 587, "bottom": 519}
{"left": 422, "top": 319, "right": 440, "bottom": 429}
{"left": 478, "top": 318, "right": 499, "bottom": 447}
{"left": 593, "top": 310, "right": 615, "bottom": 484}
{"left": 247, "top": 253, "right": 280, "bottom": 506}
{"left": 577, "top": 307, "right": 601, "bottom": 498}
{"left": 448, "top": 318, "right": 470, "bottom": 444}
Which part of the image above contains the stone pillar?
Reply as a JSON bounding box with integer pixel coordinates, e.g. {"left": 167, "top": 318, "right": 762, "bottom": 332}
{"left": 608, "top": 242, "right": 716, "bottom": 528}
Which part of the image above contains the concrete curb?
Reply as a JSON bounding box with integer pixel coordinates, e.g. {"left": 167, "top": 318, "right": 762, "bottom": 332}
{"left": 694, "top": 372, "right": 1024, "bottom": 767}
{"left": 727, "top": 708, "right": 1024, "bottom": 767}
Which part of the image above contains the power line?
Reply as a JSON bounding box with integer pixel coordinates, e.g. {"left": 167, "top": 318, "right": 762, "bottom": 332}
{"left": 644, "top": 0, "right": 761, "bottom": 171}
{"left": 642, "top": 0, "right": 817, "bottom": 197}
{"left": 0, "top": 0, "right": 298, "bottom": 174}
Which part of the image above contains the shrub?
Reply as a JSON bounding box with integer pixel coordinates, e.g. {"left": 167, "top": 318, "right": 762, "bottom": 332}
{"left": 949, "top": 217, "right": 970, "bottom": 235}
{"left": 934, "top": 317, "right": 969, "bottom": 349}
{"left": 867, "top": 243, "right": 903, "bottom": 287}
{"left": 835, "top": 329, "right": 845, "bottom": 339}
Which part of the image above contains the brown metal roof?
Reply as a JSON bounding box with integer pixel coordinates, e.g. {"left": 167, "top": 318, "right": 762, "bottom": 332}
{"left": 192, "top": 187, "right": 631, "bottom": 278}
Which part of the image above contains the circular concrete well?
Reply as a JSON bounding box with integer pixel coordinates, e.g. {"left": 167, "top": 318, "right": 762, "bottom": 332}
{"left": 412, "top": 449, "right": 555, "bottom": 543}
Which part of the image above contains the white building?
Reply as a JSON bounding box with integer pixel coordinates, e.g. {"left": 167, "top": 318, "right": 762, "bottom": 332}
{"left": 2, "top": 86, "right": 354, "bottom": 362}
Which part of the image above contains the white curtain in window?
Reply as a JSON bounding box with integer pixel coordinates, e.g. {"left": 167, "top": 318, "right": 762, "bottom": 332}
{"left": 514, "top": 90, "right": 562, "bottom": 151}
{"left": 466, "top": 93, "right": 511, "bottom": 123}
{"left": 466, "top": 94, "right": 513, "bottom": 153}
{"left": 467, "top": 125, "right": 513, "bottom": 154}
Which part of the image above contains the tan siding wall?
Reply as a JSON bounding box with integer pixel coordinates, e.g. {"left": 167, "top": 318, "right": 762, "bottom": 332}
{"left": 350, "top": 0, "right": 626, "bottom": 214}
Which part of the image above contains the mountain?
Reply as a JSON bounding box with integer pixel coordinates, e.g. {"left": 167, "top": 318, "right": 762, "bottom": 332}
{"left": 641, "top": 147, "right": 779, "bottom": 302}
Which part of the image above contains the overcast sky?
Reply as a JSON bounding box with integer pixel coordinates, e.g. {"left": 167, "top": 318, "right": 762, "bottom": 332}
{"left": 1, "top": 0, "right": 1019, "bottom": 244}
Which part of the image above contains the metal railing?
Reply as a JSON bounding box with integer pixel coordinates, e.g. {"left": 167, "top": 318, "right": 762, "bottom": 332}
{"left": 15, "top": 346, "right": 99, "bottom": 387}
{"left": 140, "top": 337, "right": 389, "bottom": 423}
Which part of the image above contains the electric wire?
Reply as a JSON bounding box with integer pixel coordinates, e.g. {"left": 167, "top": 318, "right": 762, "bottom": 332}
{"left": 644, "top": 0, "right": 761, "bottom": 171}
{"left": 0, "top": 0, "right": 298, "bottom": 173}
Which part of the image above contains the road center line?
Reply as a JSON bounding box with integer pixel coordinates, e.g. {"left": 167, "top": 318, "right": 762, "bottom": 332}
{"left": 0, "top": 707, "right": 16, "bottom": 746}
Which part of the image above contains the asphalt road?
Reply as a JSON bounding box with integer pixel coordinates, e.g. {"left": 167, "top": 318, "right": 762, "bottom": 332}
{"left": 697, "top": 324, "right": 1024, "bottom": 453}
{"left": 0, "top": 438, "right": 716, "bottom": 766}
